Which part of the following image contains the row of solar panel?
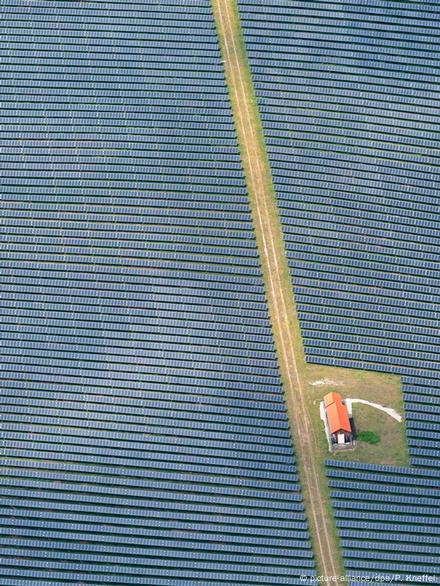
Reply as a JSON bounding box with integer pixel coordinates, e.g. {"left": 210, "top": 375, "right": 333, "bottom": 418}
{"left": 2, "top": 285, "right": 266, "bottom": 305}
{"left": 297, "top": 300, "right": 438, "bottom": 322}
{"left": 4, "top": 272, "right": 263, "bottom": 290}
{"left": 3, "top": 458, "right": 301, "bottom": 491}
{"left": 261, "top": 102, "right": 438, "bottom": 130}
{"left": 1, "top": 121, "right": 235, "bottom": 133}
{"left": 265, "top": 150, "right": 436, "bottom": 183}
{"left": 4, "top": 241, "right": 258, "bottom": 258}
{"left": 0, "top": 515, "right": 310, "bottom": 542}
{"left": 2, "top": 423, "right": 293, "bottom": 452}
{"left": 0, "top": 517, "right": 312, "bottom": 547}
{"left": 250, "top": 58, "right": 439, "bottom": 83}
{"left": 239, "top": 0, "right": 440, "bottom": 18}
{"left": 3, "top": 440, "right": 295, "bottom": 469}
{"left": 3, "top": 24, "right": 220, "bottom": 37}
{"left": 291, "top": 262, "right": 437, "bottom": 287}
{"left": 1, "top": 352, "right": 279, "bottom": 380}
{"left": 0, "top": 387, "right": 285, "bottom": 413}
{"left": 2, "top": 311, "right": 271, "bottom": 333}
{"left": 5, "top": 254, "right": 260, "bottom": 271}
{"left": 262, "top": 114, "right": 436, "bottom": 144}
{"left": 405, "top": 395, "right": 440, "bottom": 408}
{"left": 301, "top": 331, "right": 440, "bottom": 363}
{"left": 295, "top": 281, "right": 439, "bottom": 306}
{"left": 265, "top": 116, "right": 438, "bottom": 145}
{"left": 1, "top": 145, "right": 239, "bottom": 157}
{"left": 2, "top": 179, "right": 246, "bottom": 192}
{"left": 279, "top": 200, "right": 439, "bottom": 228}
{"left": 4, "top": 212, "right": 252, "bottom": 224}
{"left": 331, "top": 491, "right": 440, "bottom": 508}
{"left": 327, "top": 460, "right": 440, "bottom": 481}
{"left": 1, "top": 325, "right": 274, "bottom": 349}
{"left": 0, "top": 567, "right": 317, "bottom": 585}
{"left": 274, "top": 164, "right": 435, "bottom": 196}
{"left": 0, "top": 521, "right": 312, "bottom": 552}
{"left": 277, "top": 184, "right": 438, "bottom": 210}
{"left": 344, "top": 550, "right": 439, "bottom": 567}
{"left": 0, "top": 382, "right": 284, "bottom": 408}
{"left": 1, "top": 82, "right": 230, "bottom": 96}
{"left": 3, "top": 262, "right": 262, "bottom": 278}
{"left": 3, "top": 452, "right": 300, "bottom": 483}
{"left": 1, "top": 303, "right": 270, "bottom": 325}
{"left": 303, "top": 331, "right": 440, "bottom": 356}
{"left": 4, "top": 293, "right": 268, "bottom": 315}
{"left": 250, "top": 45, "right": 440, "bottom": 66}
{"left": 0, "top": 469, "right": 305, "bottom": 503}
{"left": 4, "top": 248, "right": 258, "bottom": 264}
{"left": 0, "top": 394, "right": 287, "bottom": 420}
{"left": 278, "top": 187, "right": 437, "bottom": 216}
{"left": 0, "top": 547, "right": 315, "bottom": 573}
{"left": 297, "top": 300, "right": 437, "bottom": 326}
{"left": 3, "top": 15, "right": 219, "bottom": 28}
{"left": 2, "top": 0, "right": 213, "bottom": 10}
{"left": 301, "top": 321, "right": 438, "bottom": 344}
{"left": 2, "top": 173, "right": 246, "bottom": 188}
{"left": 254, "top": 77, "right": 435, "bottom": 106}
{"left": 2, "top": 495, "right": 307, "bottom": 526}
{"left": 0, "top": 543, "right": 313, "bottom": 571}
{"left": 3, "top": 23, "right": 221, "bottom": 36}
{"left": 2, "top": 190, "right": 247, "bottom": 202}
{"left": 0, "top": 344, "right": 278, "bottom": 372}
{"left": 1, "top": 69, "right": 226, "bottom": 84}
{"left": 2, "top": 277, "right": 267, "bottom": 296}
{"left": 2, "top": 118, "right": 236, "bottom": 131}
{"left": 0, "top": 333, "right": 275, "bottom": 360}
{"left": 242, "top": 0, "right": 440, "bottom": 13}
{"left": 305, "top": 348, "right": 439, "bottom": 372}
{"left": 1, "top": 370, "right": 280, "bottom": 396}
{"left": 305, "top": 292, "right": 437, "bottom": 319}
{"left": 0, "top": 404, "right": 289, "bottom": 432}
{"left": 297, "top": 289, "right": 439, "bottom": 313}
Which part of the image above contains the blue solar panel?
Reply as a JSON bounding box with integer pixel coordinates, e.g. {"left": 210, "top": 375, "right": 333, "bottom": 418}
{"left": 0, "top": 0, "right": 316, "bottom": 583}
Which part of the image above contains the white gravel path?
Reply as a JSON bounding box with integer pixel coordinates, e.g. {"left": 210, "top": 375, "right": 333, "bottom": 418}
{"left": 310, "top": 378, "right": 343, "bottom": 387}
{"left": 346, "top": 398, "right": 402, "bottom": 422}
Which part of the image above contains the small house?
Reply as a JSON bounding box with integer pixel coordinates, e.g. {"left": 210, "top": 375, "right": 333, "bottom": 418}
{"left": 323, "top": 392, "right": 353, "bottom": 447}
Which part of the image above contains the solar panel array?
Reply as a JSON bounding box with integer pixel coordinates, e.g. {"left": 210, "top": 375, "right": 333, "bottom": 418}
{"left": 238, "top": 0, "right": 440, "bottom": 581}
{"left": 0, "top": 1, "right": 316, "bottom": 583}
{"left": 327, "top": 460, "right": 440, "bottom": 584}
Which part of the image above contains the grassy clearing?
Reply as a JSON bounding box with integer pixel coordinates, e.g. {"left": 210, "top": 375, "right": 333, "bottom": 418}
{"left": 304, "top": 363, "right": 409, "bottom": 467}
{"left": 211, "top": 0, "right": 409, "bottom": 580}
{"left": 337, "top": 404, "right": 408, "bottom": 466}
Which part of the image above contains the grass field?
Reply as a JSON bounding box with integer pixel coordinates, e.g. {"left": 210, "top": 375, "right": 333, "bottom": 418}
{"left": 304, "top": 363, "right": 409, "bottom": 467}
{"left": 211, "top": 0, "right": 409, "bottom": 580}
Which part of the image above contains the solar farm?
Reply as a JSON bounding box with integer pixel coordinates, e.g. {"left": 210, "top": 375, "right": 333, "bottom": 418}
{"left": 1, "top": 0, "right": 439, "bottom": 585}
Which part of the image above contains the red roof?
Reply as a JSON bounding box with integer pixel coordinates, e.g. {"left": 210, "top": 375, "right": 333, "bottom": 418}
{"left": 323, "top": 392, "right": 351, "bottom": 434}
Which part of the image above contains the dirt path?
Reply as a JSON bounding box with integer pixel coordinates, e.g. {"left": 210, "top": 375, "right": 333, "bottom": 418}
{"left": 212, "top": 0, "right": 343, "bottom": 580}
